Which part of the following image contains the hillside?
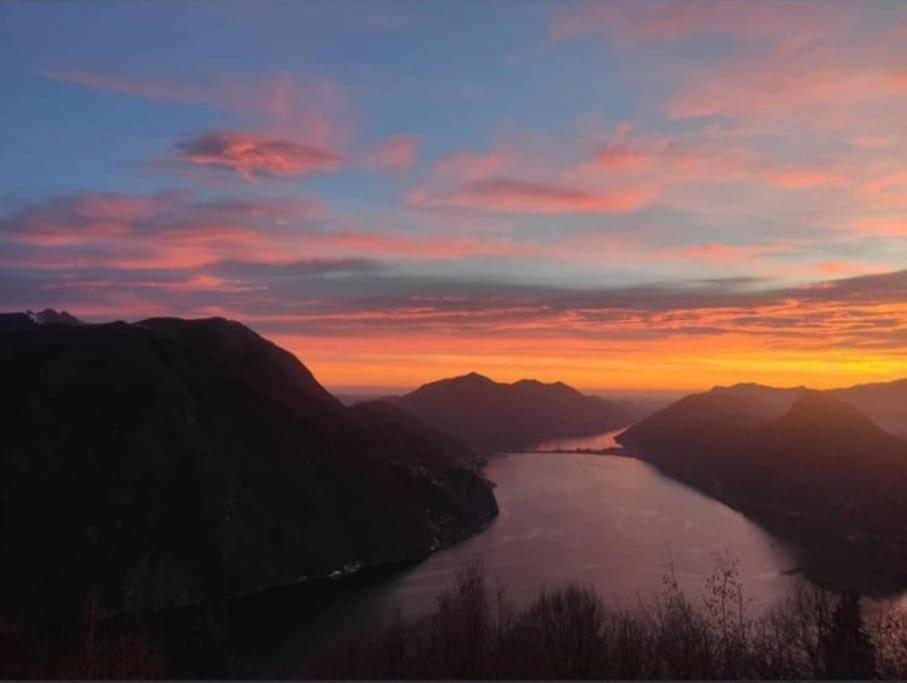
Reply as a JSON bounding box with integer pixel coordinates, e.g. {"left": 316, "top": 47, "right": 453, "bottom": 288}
{"left": 0, "top": 314, "right": 497, "bottom": 625}
{"left": 618, "top": 389, "right": 907, "bottom": 592}
{"left": 833, "top": 379, "right": 907, "bottom": 438}
{"left": 395, "top": 372, "right": 637, "bottom": 453}
{"left": 613, "top": 379, "right": 907, "bottom": 439}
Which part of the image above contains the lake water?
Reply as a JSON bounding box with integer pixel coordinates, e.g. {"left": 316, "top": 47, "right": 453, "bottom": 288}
{"left": 265, "top": 431, "right": 800, "bottom": 674}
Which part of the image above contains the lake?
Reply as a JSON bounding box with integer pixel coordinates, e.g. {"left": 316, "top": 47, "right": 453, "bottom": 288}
{"left": 263, "top": 431, "right": 800, "bottom": 675}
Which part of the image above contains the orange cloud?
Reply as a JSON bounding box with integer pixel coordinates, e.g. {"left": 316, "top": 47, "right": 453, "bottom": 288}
{"left": 808, "top": 260, "right": 889, "bottom": 277}
{"left": 857, "top": 171, "right": 907, "bottom": 210}
{"left": 848, "top": 216, "right": 907, "bottom": 237}
{"left": 681, "top": 243, "right": 786, "bottom": 263}
{"left": 251, "top": 271, "right": 907, "bottom": 391}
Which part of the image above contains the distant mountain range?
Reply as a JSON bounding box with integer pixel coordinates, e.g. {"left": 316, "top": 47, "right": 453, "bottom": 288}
{"left": 393, "top": 372, "right": 641, "bottom": 453}
{"left": 619, "top": 383, "right": 907, "bottom": 593}
{"left": 0, "top": 312, "right": 496, "bottom": 625}
{"left": 7, "top": 307, "right": 907, "bottom": 613}
{"left": 0, "top": 308, "right": 82, "bottom": 333}
{"left": 618, "top": 380, "right": 907, "bottom": 439}
{"left": 832, "top": 379, "right": 907, "bottom": 438}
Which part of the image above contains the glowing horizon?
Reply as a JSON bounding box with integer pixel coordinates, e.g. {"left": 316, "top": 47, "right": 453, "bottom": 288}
{"left": 2, "top": 1, "right": 906, "bottom": 391}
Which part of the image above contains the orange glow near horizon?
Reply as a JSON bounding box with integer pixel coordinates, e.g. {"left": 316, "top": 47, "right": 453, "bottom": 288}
{"left": 271, "top": 331, "right": 907, "bottom": 394}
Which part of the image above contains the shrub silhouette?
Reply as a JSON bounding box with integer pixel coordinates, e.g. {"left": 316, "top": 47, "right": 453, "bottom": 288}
{"left": 823, "top": 592, "right": 876, "bottom": 679}
{"left": 5, "top": 556, "right": 906, "bottom": 679}
{"left": 309, "top": 559, "right": 905, "bottom": 680}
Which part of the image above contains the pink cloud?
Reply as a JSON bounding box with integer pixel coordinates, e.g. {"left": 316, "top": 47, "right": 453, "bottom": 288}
{"left": 809, "top": 260, "right": 889, "bottom": 277}
{"left": 175, "top": 130, "right": 343, "bottom": 181}
{"left": 669, "top": 65, "right": 907, "bottom": 121}
{"left": 0, "top": 193, "right": 308, "bottom": 270}
{"left": 366, "top": 135, "right": 420, "bottom": 169}
{"left": 2, "top": 193, "right": 174, "bottom": 246}
{"left": 857, "top": 171, "right": 907, "bottom": 210}
{"left": 592, "top": 130, "right": 700, "bottom": 173}
{"left": 763, "top": 165, "right": 845, "bottom": 190}
{"left": 0, "top": 191, "right": 537, "bottom": 273}
{"left": 551, "top": 1, "right": 854, "bottom": 48}
{"left": 460, "top": 179, "right": 649, "bottom": 214}
{"left": 606, "top": 4, "right": 905, "bottom": 136}
{"left": 43, "top": 273, "right": 261, "bottom": 294}
{"left": 846, "top": 216, "right": 907, "bottom": 237}
{"left": 43, "top": 68, "right": 211, "bottom": 104}
{"left": 435, "top": 147, "right": 513, "bottom": 181}
{"left": 410, "top": 178, "right": 649, "bottom": 215}
{"left": 588, "top": 126, "right": 847, "bottom": 192}
{"left": 594, "top": 141, "right": 652, "bottom": 169}
{"left": 554, "top": 2, "right": 907, "bottom": 174}
{"left": 304, "top": 231, "right": 532, "bottom": 259}
{"left": 44, "top": 69, "right": 353, "bottom": 148}
{"left": 681, "top": 243, "right": 786, "bottom": 263}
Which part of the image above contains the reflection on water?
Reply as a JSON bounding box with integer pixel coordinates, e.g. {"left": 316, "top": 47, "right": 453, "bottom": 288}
{"left": 357, "top": 451, "right": 796, "bottom": 617}
{"left": 533, "top": 427, "right": 625, "bottom": 450}
{"left": 270, "top": 442, "right": 802, "bottom": 674}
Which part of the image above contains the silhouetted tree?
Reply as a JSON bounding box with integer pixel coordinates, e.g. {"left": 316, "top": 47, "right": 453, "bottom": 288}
{"left": 822, "top": 592, "right": 876, "bottom": 679}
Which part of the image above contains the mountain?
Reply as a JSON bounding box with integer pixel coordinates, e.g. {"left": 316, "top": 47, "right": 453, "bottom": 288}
{"left": 618, "top": 378, "right": 907, "bottom": 440}
{"left": 619, "top": 389, "right": 907, "bottom": 593}
{"left": 349, "top": 399, "right": 485, "bottom": 471}
{"left": 0, "top": 308, "right": 82, "bottom": 333}
{"left": 0, "top": 315, "right": 497, "bottom": 626}
{"left": 394, "top": 372, "right": 638, "bottom": 453}
{"left": 833, "top": 379, "right": 907, "bottom": 438}
{"left": 613, "top": 383, "right": 802, "bottom": 457}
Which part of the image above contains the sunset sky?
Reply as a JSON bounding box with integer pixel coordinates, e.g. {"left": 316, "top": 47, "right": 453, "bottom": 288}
{"left": 2, "top": 0, "right": 907, "bottom": 392}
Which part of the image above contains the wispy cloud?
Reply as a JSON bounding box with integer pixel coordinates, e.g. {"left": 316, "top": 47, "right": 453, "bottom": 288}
{"left": 43, "top": 68, "right": 354, "bottom": 147}
{"left": 366, "top": 135, "right": 420, "bottom": 170}
{"left": 0, "top": 191, "right": 530, "bottom": 272}
{"left": 175, "top": 131, "right": 344, "bottom": 181}
{"left": 410, "top": 178, "right": 649, "bottom": 214}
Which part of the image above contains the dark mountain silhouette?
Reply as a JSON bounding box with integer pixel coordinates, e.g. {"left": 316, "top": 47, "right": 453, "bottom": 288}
{"left": 616, "top": 379, "right": 907, "bottom": 441}
{"left": 612, "top": 383, "right": 803, "bottom": 457}
{"left": 0, "top": 314, "right": 497, "bottom": 626}
{"left": 833, "top": 379, "right": 907, "bottom": 438}
{"left": 394, "top": 372, "right": 637, "bottom": 453}
{"left": 619, "top": 389, "right": 907, "bottom": 593}
{"left": 0, "top": 308, "right": 82, "bottom": 333}
{"left": 349, "top": 399, "right": 485, "bottom": 471}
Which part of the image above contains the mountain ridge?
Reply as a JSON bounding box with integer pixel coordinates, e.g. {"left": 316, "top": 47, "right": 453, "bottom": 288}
{"left": 618, "top": 387, "right": 907, "bottom": 593}
{"left": 0, "top": 313, "right": 497, "bottom": 625}
{"left": 394, "top": 371, "right": 639, "bottom": 453}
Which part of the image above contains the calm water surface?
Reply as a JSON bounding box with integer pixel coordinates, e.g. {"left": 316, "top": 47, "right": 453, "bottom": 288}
{"left": 266, "top": 433, "right": 800, "bottom": 673}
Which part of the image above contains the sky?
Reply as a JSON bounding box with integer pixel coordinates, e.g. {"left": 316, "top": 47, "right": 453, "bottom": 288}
{"left": 2, "top": 0, "right": 907, "bottom": 393}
